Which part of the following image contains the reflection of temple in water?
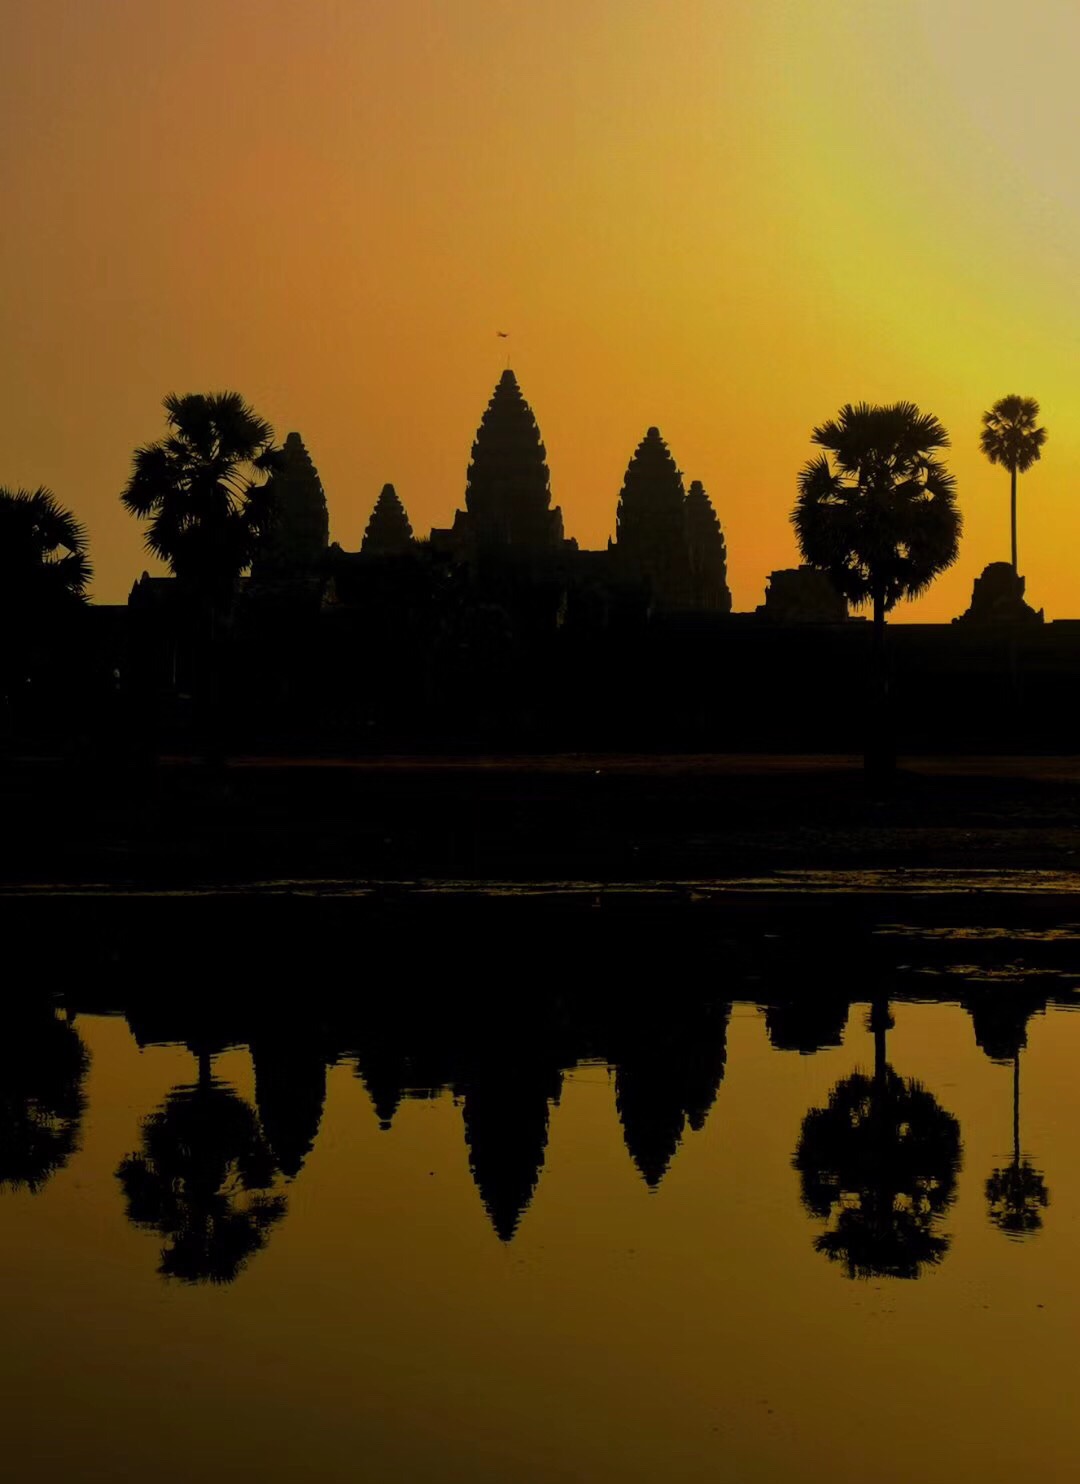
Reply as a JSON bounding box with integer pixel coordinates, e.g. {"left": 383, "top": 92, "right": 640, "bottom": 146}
{"left": 460, "top": 1061, "right": 564, "bottom": 1241}
{"left": 5, "top": 941, "right": 1077, "bottom": 1283}
{"left": 614, "top": 1001, "right": 730, "bottom": 1188}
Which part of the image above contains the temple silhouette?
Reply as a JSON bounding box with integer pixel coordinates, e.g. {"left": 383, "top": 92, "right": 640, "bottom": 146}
{"left": 133, "top": 369, "right": 732, "bottom": 621}
{"left": 8, "top": 365, "right": 1080, "bottom": 755}
{"left": 331, "top": 371, "right": 732, "bottom": 618}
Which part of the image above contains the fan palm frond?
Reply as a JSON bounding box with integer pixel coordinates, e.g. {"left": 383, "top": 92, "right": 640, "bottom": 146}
{"left": 793, "top": 402, "right": 961, "bottom": 617}
{"left": 980, "top": 395, "right": 1046, "bottom": 473}
{"left": 0, "top": 486, "right": 92, "bottom": 607}
{"left": 119, "top": 391, "right": 279, "bottom": 606}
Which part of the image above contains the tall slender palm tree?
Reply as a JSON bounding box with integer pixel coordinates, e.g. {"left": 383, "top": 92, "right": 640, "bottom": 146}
{"left": 794, "top": 402, "right": 961, "bottom": 779}
{"left": 120, "top": 391, "right": 279, "bottom": 609}
{"left": 986, "top": 1049, "right": 1049, "bottom": 1237}
{"left": 980, "top": 395, "right": 1046, "bottom": 574}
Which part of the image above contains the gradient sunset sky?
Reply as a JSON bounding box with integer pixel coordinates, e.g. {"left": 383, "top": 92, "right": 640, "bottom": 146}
{"left": 2, "top": 0, "right": 1078, "bottom": 617}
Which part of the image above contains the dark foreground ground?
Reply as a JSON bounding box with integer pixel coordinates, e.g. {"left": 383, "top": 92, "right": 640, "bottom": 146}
{"left": 6, "top": 752, "right": 1080, "bottom": 893}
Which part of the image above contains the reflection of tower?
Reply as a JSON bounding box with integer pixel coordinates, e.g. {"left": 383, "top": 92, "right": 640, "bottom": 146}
{"left": 454, "top": 370, "right": 565, "bottom": 557}
{"left": 794, "top": 997, "right": 962, "bottom": 1279}
{"left": 459, "top": 1060, "right": 563, "bottom": 1241}
{"left": 251, "top": 1037, "right": 328, "bottom": 1179}
{"left": 354, "top": 1042, "right": 410, "bottom": 1131}
{"left": 614, "top": 1002, "right": 731, "bottom": 1188}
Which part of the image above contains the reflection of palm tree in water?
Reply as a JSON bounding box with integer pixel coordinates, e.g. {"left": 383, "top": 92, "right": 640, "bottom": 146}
{"left": 0, "top": 1004, "right": 88, "bottom": 1193}
{"left": 963, "top": 985, "right": 1049, "bottom": 1239}
{"left": 795, "top": 998, "right": 961, "bottom": 1279}
{"left": 117, "top": 1047, "right": 286, "bottom": 1284}
{"left": 986, "top": 1049, "right": 1048, "bottom": 1237}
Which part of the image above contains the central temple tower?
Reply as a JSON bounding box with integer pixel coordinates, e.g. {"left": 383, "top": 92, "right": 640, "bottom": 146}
{"left": 452, "top": 370, "right": 565, "bottom": 558}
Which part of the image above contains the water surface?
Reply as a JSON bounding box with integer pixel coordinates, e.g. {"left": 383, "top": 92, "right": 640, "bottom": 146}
{"left": 3, "top": 951, "right": 1078, "bottom": 1483}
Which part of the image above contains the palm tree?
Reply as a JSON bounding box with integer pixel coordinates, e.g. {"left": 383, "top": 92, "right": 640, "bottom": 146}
{"left": 980, "top": 395, "right": 1047, "bottom": 574}
{"left": 0, "top": 486, "right": 90, "bottom": 612}
{"left": 794, "top": 402, "right": 961, "bottom": 779}
{"left": 121, "top": 392, "right": 279, "bottom": 607}
{"left": 794, "top": 997, "right": 962, "bottom": 1280}
{"left": 117, "top": 1049, "right": 286, "bottom": 1284}
{"left": 0, "top": 1004, "right": 89, "bottom": 1193}
{"left": 986, "top": 1049, "right": 1049, "bottom": 1237}
{"left": 120, "top": 393, "right": 279, "bottom": 753}
{"left": 0, "top": 487, "right": 91, "bottom": 733}
{"left": 961, "top": 982, "right": 1049, "bottom": 1236}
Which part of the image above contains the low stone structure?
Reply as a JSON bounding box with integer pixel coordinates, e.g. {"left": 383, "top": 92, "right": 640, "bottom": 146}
{"left": 756, "top": 567, "right": 848, "bottom": 624}
{"left": 954, "top": 563, "right": 1043, "bottom": 626}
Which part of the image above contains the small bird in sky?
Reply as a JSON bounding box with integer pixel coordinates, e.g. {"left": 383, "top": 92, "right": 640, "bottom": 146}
{"left": 496, "top": 330, "right": 509, "bottom": 338}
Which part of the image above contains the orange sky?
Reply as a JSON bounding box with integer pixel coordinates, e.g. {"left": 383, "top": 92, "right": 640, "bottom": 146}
{"left": 2, "top": 0, "right": 1078, "bottom": 618}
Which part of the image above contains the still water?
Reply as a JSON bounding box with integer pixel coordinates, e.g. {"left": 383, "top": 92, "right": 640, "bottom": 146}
{"left": 4, "top": 926, "right": 1079, "bottom": 1483}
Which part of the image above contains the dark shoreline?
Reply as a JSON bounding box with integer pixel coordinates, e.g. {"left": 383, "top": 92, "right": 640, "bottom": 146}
{"left": 6, "top": 751, "right": 1080, "bottom": 894}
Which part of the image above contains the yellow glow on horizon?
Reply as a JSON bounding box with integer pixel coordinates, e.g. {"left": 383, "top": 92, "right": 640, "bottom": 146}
{"left": 1, "top": 0, "right": 1078, "bottom": 619}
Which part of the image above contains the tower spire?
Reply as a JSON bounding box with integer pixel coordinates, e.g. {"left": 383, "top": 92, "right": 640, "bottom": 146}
{"left": 459, "top": 370, "right": 564, "bottom": 555}
{"left": 361, "top": 483, "right": 414, "bottom": 555}
{"left": 613, "top": 426, "right": 690, "bottom": 608}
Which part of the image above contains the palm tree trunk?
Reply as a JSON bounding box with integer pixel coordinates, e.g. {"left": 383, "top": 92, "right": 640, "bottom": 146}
{"left": 869, "top": 997, "right": 890, "bottom": 1242}
{"left": 1011, "top": 464, "right": 1018, "bottom": 573}
{"left": 194, "top": 599, "right": 227, "bottom": 769}
{"left": 866, "top": 590, "right": 893, "bottom": 787}
{"left": 871, "top": 996, "right": 890, "bottom": 1085}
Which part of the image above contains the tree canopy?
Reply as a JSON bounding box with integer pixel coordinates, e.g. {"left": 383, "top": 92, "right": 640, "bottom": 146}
{"left": 980, "top": 394, "right": 1046, "bottom": 573}
{"left": 796, "top": 1065, "right": 962, "bottom": 1279}
{"left": 794, "top": 401, "right": 961, "bottom": 618}
{"left": 980, "top": 395, "right": 1047, "bottom": 477}
{"left": 117, "top": 1072, "right": 286, "bottom": 1284}
{"left": 0, "top": 1008, "right": 88, "bottom": 1193}
{"left": 120, "top": 391, "right": 279, "bottom": 606}
{"left": 0, "top": 486, "right": 91, "bottom": 615}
